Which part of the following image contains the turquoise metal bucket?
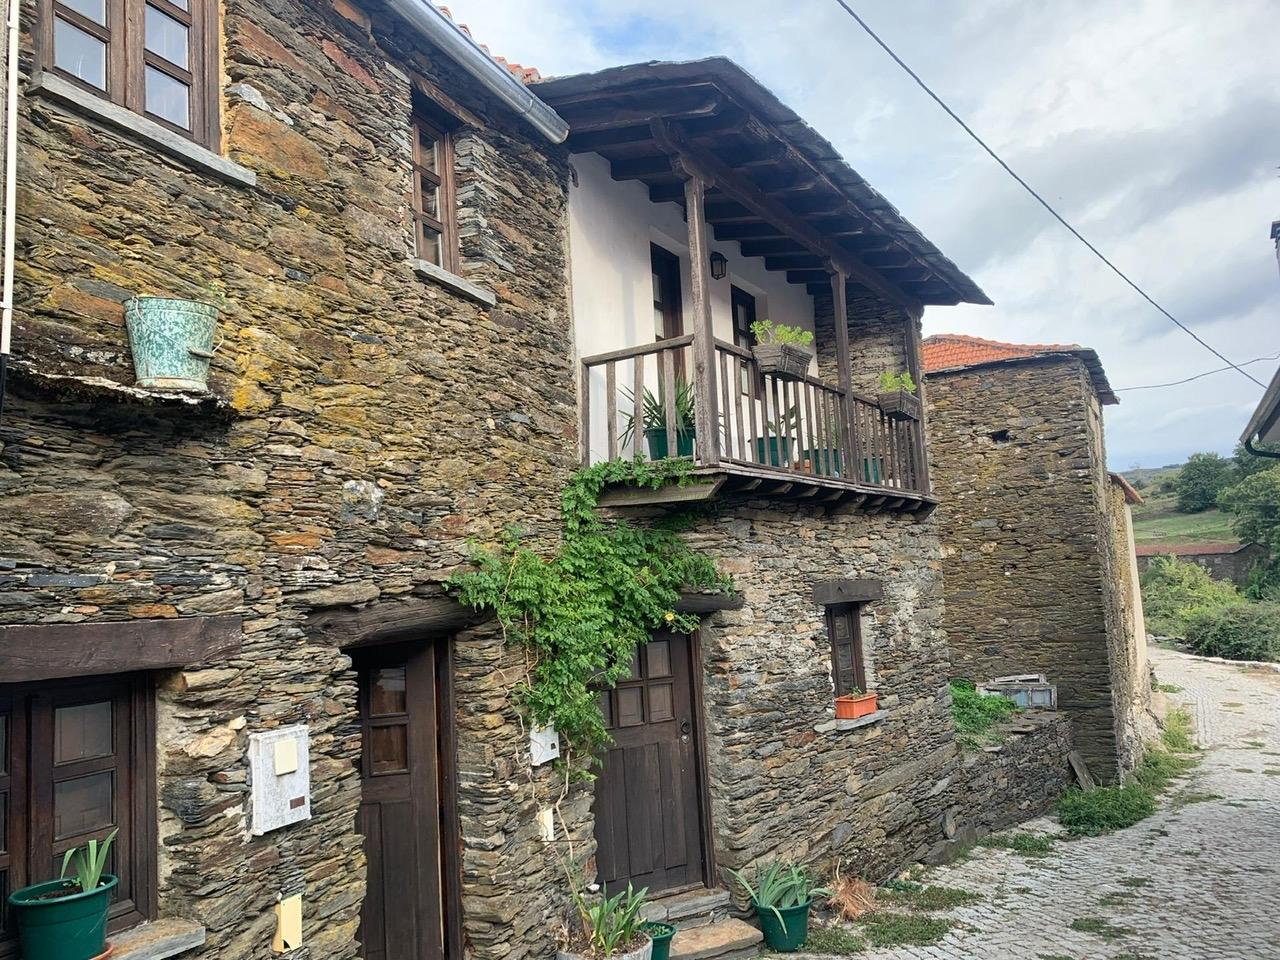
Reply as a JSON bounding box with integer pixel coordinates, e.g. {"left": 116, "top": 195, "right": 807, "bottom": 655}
{"left": 124, "top": 297, "right": 218, "bottom": 391}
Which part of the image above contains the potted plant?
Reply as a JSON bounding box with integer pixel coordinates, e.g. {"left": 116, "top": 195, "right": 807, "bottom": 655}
{"left": 750, "top": 320, "right": 814, "bottom": 381}
{"left": 124, "top": 296, "right": 220, "bottom": 391}
{"left": 8, "top": 828, "right": 119, "bottom": 960}
{"left": 755, "top": 406, "right": 799, "bottom": 468}
{"left": 804, "top": 411, "right": 846, "bottom": 478}
{"left": 559, "top": 875, "right": 653, "bottom": 960}
{"left": 835, "top": 688, "right": 878, "bottom": 720}
{"left": 641, "top": 921, "right": 676, "bottom": 960}
{"left": 728, "top": 860, "right": 830, "bottom": 953}
{"left": 876, "top": 371, "right": 921, "bottom": 422}
{"left": 622, "top": 379, "right": 696, "bottom": 460}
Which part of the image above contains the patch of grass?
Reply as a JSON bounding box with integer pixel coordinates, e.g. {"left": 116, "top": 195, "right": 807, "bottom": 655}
{"left": 1069, "top": 916, "right": 1134, "bottom": 941}
{"left": 1098, "top": 891, "right": 1136, "bottom": 907}
{"left": 1243, "top": 740, "right": 1266, "bottom": 748}
{"left": 1156, "top": 683, "right": 1183, "bottom": 693}
{"left": 1059, "top": 784, "right": 1158, "bottom": 836}
{"left": 1036, "top": 956, "right": 1076, "bottom": 960}
{"left": 802, "top": 924, "right": 865, "bottom": 955}
{"left": 1263, "top": 768, "right": 1280, "bottom": 776}
{"left": 1132, "top": 749, "right": 1197, "bottom": 794}
{"left": 1161, "top": 708, "right": 1196, "bottom": 752}
{"left": 978, "top": 833, "right": 1057, "bottom": 857}
{"left": 1222, "top": 701, "right": 1244, "bottom": 707}
{"left": 858, "top": 914, "right": 952, "bottom": 948}
{"left": 1171, "top": 790, "right": 1223, "bottom": 808}
{"left": 1117, "top": 877, "right": 1151, "bottom": 888}
{"left": 877, "top": 884, "right": 980, "bottom": 911}
{"left": 1112, "top": 954, "right": 1156, "bottom": 960}
{"left": 950, "top": 680, "right": 1018, "bottom": 747}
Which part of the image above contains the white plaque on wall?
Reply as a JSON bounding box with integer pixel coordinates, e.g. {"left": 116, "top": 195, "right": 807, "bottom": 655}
{"left": 248, "top": 724, "right": 312, "bottom": 835}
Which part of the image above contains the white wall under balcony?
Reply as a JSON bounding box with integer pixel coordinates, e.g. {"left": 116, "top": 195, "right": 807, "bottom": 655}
{"left": 567, "top": 151, "right": 817, "bottom": 463}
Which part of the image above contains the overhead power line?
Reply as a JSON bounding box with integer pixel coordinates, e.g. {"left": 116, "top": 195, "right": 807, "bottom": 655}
{"left": 1116, "top": 353, "right": 1280, "bottom": 392}
{"left": 830, "top": 0, "right": 1267, "bottom": 390}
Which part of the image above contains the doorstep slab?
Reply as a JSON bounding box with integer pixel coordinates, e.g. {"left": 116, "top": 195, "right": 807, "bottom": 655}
{"left": 669, "top": 918, "right": 762, "bottom": 960}
{"left": 111, "top": 919, "right": 206, "bottom": 960}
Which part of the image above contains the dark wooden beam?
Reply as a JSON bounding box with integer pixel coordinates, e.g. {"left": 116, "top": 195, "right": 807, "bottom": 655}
{"left": 648, "top": 182, "right": 686, "bottom": 203}
{"left": 610, "top": 155, "right": 674, "bottom": 180}
{"left": 862, "top": 251, "right": 916, "bottom": 268}
{"left": 813, "top": 579, "right": 884, "bottom": 606}
{"left": 558, "top": 93, "right": 723, "bottom": 133}
{"left": 597, "top": 476, "right": 726, "bottom": 508}
{"left": 0, "top": 616, "right": 242, "bottom": 683}
{"left": 675, "top": 591, "right": 744, "bottom": 614}
{"left": 713, "top": 222, "right": 786, "bottom": 241}
{"left": 786, "top": 269, "right": 831, "bottom": 284}
{"left": 714, "top": 141, "right": 788, "bottom": 166}
{"left": 651, "top": 120, "right": 916, "bottom": 310}
{"left": 703, "top": 201, "right": 758, "bottom": 223}
{"left": 738, "top": 238, "right": 808, "bottom": 257}
{"left": 566, "top": 125, "right": 654, "bottom": 152}
{"left": 683, "top": 172, "right": 721, "bottom": 466}
{"left": 309, "top": 597, "right": 489, "bottom": 650}
{"left": 677, "top": 109, "right": 750, "bottom": 137}
{"left": 764, "top": 254, "right": 826, "bottom": 271}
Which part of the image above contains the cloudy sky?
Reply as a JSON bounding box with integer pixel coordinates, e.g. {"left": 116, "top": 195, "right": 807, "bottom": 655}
{"left": 444, "top": 0, "right": 1280, "bottom": 469}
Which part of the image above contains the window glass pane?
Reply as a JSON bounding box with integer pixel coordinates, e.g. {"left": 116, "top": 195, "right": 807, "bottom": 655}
{"left": 54, "top": 771, "right": 114, "bottom": 839}
{"left": 59, "top": 0, "right": 106, "bottom": 24}
{"left": 145, "top": 5, "right": 189, "bottom": 68}
{"left": 417, "top": 228, "right": 440, "bottom": 266}
{"left": 418, "top": 175, "right": 438, "bottom": 218}
{"left": 368, "top": 668, "right": 406, "bottom": 716}
{"left": 416, "top": 128, "right": 437, "bottom": 172}
{"left": 53, "top": 18, "right": 107, "bottom": 90}
{"left": 369, "top": 726, "right": 407, "bottom": 775}
{"left": 168, "top": 0, "right": 189, "bottom": 9}
{"left": 145, "top": 65, "right": 189, "bottom": 129}
{"left": 55, "top": 701, "right": 113, "bottom": 764}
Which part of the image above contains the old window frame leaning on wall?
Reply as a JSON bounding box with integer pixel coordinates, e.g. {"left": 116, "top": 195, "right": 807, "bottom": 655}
{"left": 410, "top": 111, "right": 460, "bottom": 273}
{"left": 37, "top": 0, "right": 221, "bottom": 145}
{"left": 826, "top": 604, "right": 868, "bottom": 697}
{"left": 0, "top": 675, "right": 157, "bottom": 958}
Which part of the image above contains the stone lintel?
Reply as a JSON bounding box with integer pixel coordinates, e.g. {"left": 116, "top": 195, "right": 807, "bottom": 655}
{"left": 413, "top": 259, "right": 497, "bottom": 306}
{"left": 812, "top": 578, "right": 884, "bottom": 606}
{"left": 29, "top": 73, "right": 258, "bottom": 187}
{"left": 814, "top": 709, "right": 888, "bottom": 735}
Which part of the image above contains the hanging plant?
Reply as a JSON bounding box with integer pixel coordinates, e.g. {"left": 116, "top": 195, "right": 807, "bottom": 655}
{"left": 447, "top": 458, "right": 732, "bottom": 766}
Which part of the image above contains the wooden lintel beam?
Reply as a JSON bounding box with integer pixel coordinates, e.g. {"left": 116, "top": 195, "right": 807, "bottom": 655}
{"left": 675, "top": 591, "right": 745, "bottom": 614}
{"left": 560, "top": 94, "right": 722, "bottom": 133}
{"left": 651, "top": 120, "right": 915, "bottom": 310}
{"left": 713, "top": 222, "right": 785, "bottom": 241}
{"left": 649, "top": 182, "right": 686, "bottom": 203}
{"left": 611, "top": 154, "right": 674, "bottom": 179}
{"left": 1, "top": 615, "right": 242, "bottom": 682}
{"left": 310, "top": 598, "right": 488, "bottom": 649}
{"left": 566, "top": 125, "right": 653, "bottom": 152}
{"left": 739, "top": 239, "right": 808, "bottom": 257}
{"left": 786, "top": 269, "right": 831, "bottom": 285}
{"left": 765, "top": 254, "right": 826, "bottom": 271}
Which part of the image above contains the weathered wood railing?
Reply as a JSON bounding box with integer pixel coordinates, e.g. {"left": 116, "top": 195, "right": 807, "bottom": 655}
{"left": 580, "top": 336, "right": 925, "bottom": 493}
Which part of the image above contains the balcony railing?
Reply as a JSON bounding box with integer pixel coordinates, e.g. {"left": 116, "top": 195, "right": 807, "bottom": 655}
{"left": 579, "top": 336, "right": 927, "bottom": 494}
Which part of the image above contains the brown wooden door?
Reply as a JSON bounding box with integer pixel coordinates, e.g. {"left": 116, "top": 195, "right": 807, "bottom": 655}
{"left": 357, "top": 642, "right": 459, "bottom": 960}
{"left": 651, "top": 243, "right": 684, "bottom": 343}
{"left": 594, "top": 632, "right": 706, "bottom": 894}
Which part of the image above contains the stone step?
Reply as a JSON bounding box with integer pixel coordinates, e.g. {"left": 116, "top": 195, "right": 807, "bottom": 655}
{"left": 641, "top": 886, "right": 732, "bottom": 929}
{"left": 669, "top": 918, "right": 762, "bottom": 960}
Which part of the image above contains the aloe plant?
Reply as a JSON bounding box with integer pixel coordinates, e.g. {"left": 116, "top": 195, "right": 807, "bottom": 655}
{"left": 59, "top": 827, "right": 118, "bottom": 893}
{"left": 728, "top": 860, "right": 831, "bottom": 934}
{"left": 620, "top": 378, "right": 696, "bottom": 445}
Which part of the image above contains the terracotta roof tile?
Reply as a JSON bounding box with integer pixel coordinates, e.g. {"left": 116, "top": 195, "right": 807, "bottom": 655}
{"left": 922, "top": 333, "right": 1118, "bottom": 405}
{"left": 436, "top": 5, "right": 541, "bottom": 82}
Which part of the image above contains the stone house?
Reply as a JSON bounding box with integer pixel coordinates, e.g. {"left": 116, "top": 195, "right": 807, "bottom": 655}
{"left": 923, "top": 334, "right": 1157, "bottom": 782}
{"left": 1135, "top": 542, "right": 1267, "bottom": 588}
{"left": 0, "top": 3, "right": 996, "bottom": 960}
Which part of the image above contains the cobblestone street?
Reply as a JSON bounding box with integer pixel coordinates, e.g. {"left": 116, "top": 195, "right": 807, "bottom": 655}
{"left": 821, "top": 647, "right": 1280, "bottom": 960}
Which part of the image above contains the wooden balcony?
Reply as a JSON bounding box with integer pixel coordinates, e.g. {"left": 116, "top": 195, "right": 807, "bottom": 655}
{"left": 579, "top": 335, "right": 933, "bottom": 513}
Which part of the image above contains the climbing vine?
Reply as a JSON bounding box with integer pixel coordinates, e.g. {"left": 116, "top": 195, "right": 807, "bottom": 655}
{"left": 446, "top": 458, "right": 732, "bottom": 764}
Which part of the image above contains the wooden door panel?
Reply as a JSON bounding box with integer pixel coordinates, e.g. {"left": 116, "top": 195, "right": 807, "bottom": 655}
{"left": 594, "top": 632, "right": 706, "bottom": 893}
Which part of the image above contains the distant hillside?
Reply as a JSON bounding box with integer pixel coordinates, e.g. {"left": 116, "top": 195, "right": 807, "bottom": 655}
{"left": 1123, "top": 462, "right": 1239, "bottom": 546}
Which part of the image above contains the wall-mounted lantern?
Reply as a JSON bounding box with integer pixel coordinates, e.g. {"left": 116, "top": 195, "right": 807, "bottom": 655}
{"left": 709, "top": 251, "right": 728, "bottom": 281}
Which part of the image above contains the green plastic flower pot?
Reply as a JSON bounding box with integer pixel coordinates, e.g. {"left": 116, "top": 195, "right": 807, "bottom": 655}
{"left": 8, "top": 874, "right": 118, "bottom": 960}
{"left": 642, "top": 921, "right": 676, "bottom": 960}
{"left": 645, "top": 427, "right": 695, "bottom": 460}
{"left": 124, "top": 296, "right": 219, "bottom": 391}
{"left": 754, "top": 437, "right": 793, "bottom": 468}
{"left": 754, "top": 899, "right": 812, "bottom": 953}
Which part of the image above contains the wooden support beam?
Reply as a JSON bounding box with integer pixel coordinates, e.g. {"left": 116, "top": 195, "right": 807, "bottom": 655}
{"left": 559, "top": 93, "right": 723, "bottom": 132}
{"left": 765, "top": 254, "right": 826, "bottom": 271}
{"left": 0, "top": 616, "right": 242, "bottom": 682}
{"left": 566, "top": 125, "right": 654, "bottom": 151}
{"left": 786, "top": 269, "right": 830, "bottom": 285}
{"left": 682, "top": 173, "right": 721, "bottom": 466}
{"left": 652, "top": 120, "right": 917, "bottom": 310}
{"left": 830, "top": 270, "right": 859, "bottom": 483}
{"left": 597, "top": 476, "right": 726, "bottom": 508}
{"left": 902, "top": 302, "right": 932, "bottom": 494}
{"left": 813, "top": 579, "right": 884, "bottom": 605}
{"left": 713, "top": 222, "right": 786, "bottom": 241}
{"left": 310, "top": 598, "right": 489, "bottom": 650}
{"left": 739, "top": 238, "right": 809, "bottom": 257}
{"left": 649, "top": 182, "right": 686, "bottom": 203}
{"left": 675, "top": 590, "right": 745, "bottom": 614}
{"left": 611, "top": 155, "right": 674, "bottom": 179}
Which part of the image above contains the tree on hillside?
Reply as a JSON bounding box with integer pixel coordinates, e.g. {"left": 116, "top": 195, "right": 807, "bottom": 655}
{"left": 1174, "top": 452, "right": 1234, "bottom": 512}
{"left": 1235, "top": 440, "right": 1280, "bottom": 479}
{"left": 1218, "top": 464, "right": 1280, "bottom": 599}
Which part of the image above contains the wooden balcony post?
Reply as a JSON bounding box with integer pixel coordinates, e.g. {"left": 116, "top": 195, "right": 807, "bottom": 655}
{"left": 903, "top": 303, "right": 932, "bottom": 493}
{"left": 684, "top": 174, "right": 720, "bottom": 465}
{"left": 829, "top": 270, "right": 859, "bottom": 474}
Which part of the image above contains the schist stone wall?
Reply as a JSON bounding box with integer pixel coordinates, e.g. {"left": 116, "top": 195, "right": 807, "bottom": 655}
{"left": 2, "top": 0, "right": 583, "bottom": 957}
{"left": 1135, "top": 543, "right": 1267, "bottom": 588}
{"left": 926, "top": 355, "right": 1150, "bottom": 783}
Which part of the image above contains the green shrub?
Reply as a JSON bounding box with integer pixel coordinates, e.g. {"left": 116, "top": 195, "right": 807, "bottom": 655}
{"left": 949, "top": 680, "right": 1018, "bottom": 745}
{"left": 1139, "top": 555, "right": 1243, "bottom": 636}
{"left": 1131, "top": 750, "right": 1195, "bottom": 794}
{"left": 1182, "top": 602, "right": 1280, "bottom": 662}
{"left": 858, "top": 914, "right": 951, "bottom": 948}
{"left": 1173, "top": 452, "right": 1233, "bottom": 512}
{"left": 978, "top": 833, "right": 1056, "bottom": 857}
{"left": 1160, "top": 707, "right": 1196, "bottom": 753}
{"left": 1058, "top": 785, "right": 1157, "bottom": 835}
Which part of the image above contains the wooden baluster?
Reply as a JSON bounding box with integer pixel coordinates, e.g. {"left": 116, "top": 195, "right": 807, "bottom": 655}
{"left": 768, "top": 374, "right": 784, "bottom": 470}
{"left": 733, "top": 356, "right": 747, "bottom": 463}
{"left": 663, "top": 346, "right": 679, "bottom": 457}
{"left": 632, "top": 355, "right": 645, "bottom": 460}
{"left": 718, "top": 347, "right": 734, "bottom": 461}
{"left": 802, "top": 379, "right": 817, "bottom": 475}
{"left": 580, "top": 360, "right": 591, "bottom": 468}
{"left": 606, "top": 361, "right": 618, "bottom": 461}
{"left": 747, "top": 359, "right": 761, "bottom": 465}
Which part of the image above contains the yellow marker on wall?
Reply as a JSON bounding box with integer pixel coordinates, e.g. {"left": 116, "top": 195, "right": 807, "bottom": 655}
{"left": 273, "top": 894, "right": 302, "bottom": 953}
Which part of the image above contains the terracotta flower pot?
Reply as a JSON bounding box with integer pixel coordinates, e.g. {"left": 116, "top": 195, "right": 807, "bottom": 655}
{"left": 834, "top": 692, "right": 878, "bottom": 720}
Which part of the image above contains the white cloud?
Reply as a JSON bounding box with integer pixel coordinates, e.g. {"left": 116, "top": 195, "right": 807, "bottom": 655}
{"left": 444, "top": 0, "right": 1280, "bottom": 466}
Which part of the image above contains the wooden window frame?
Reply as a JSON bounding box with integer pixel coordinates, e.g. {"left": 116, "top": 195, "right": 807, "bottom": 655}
{"left": 410, "top": 112, "right": 460, "bottom": 275}
{"left": 826, "top": 604, "right": 868, "bottom": 697}
{"left": 37, "top": 0, "right": 221, "bottom": 147}
{"left": 0, "top": 676, "right": 156, "bottom": 960}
